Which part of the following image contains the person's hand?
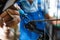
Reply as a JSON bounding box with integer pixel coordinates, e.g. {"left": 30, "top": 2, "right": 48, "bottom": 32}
{"left": 0, "top": 9, "right": 20, "bottom": 28}
{"left": 52, "top": 20, "right": 60, "bottom": 25}
{"left": 0, "top": 17, "right": 3, "bottom": 27}
{"left": 49, "top": 17, "right": 60, "bottom": 25}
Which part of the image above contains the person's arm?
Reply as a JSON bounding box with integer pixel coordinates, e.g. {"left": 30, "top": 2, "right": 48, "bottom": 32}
{"left": 40, "top": 0, "right": 60, "bottom": 25}
{"left": 38, "top": 0, "right": 54, "bottom": 22}
{"left": 40, "top": 0, "right": 51, "bottom": 19}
